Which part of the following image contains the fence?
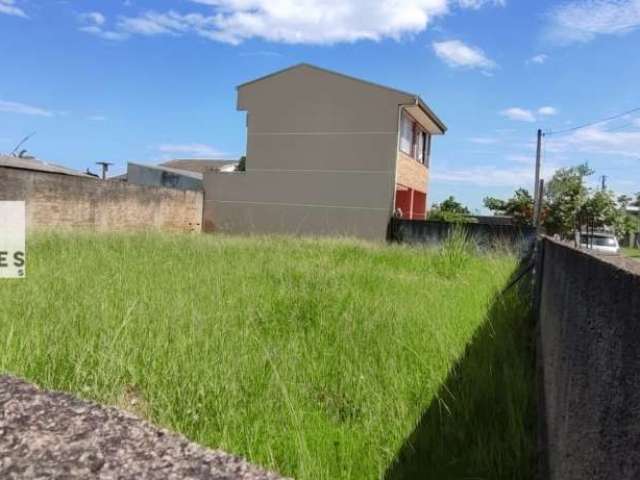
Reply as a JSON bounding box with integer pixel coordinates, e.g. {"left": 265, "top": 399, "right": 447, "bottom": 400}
{"left": 0, "top": 167, "right": 203, "bottom": 232}
{"left": 536, "top": 237, "right": 640, "bottom": 480}
{"left": 388, "top": 218, "right": 536, "bottom": 249}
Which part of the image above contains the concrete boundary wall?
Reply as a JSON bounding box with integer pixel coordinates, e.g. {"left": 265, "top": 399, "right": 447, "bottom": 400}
{"left": 0, "top": 167, "right": 202, "bottom": 232}
{"left": 390, "top": 219, "right": 535, "bottom": 249}
{"left": 537, "top": 238, "right": 640, "bottom": 480}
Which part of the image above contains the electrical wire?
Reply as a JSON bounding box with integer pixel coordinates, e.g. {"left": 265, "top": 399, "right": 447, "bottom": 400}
{"left": 544, "top": 106, "right": 640, "bottom": 136}
{"left": 600, "top": 120, "right": 639, "bottom": 133}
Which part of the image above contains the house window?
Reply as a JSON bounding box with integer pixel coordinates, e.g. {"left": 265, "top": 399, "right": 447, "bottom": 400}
{"left": 425, "top": 132, "right": 432, "bottom": 168}
{"left": 400, "top": 112, "right": 414, "bottom": 155}
{"left": 416, "top": 130, "right": 425, "bottom": 164}
{"left": 400, "top": 111, "right": 430, "bottom": 165}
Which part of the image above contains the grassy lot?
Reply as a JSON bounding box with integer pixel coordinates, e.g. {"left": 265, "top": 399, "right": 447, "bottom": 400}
{"left": 623, "top": 247, "right": 640, "bottom": 260}
{"left": 0, "top": 232, "right": 534, "bottom": 479}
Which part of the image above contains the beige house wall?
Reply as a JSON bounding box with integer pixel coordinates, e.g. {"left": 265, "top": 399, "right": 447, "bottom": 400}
{"left": 204, "top": 171, "right": 393, "bottom": 238}
{"left": 204, "top": 65, "right": 415, "bottom": 241}
{"left": 204, "top": 64, "right": 445, "bottom": 241}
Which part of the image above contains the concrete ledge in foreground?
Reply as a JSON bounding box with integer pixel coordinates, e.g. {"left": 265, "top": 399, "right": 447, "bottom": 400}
{"left": 0, "top": 375, "right": 288, "bottom": 480}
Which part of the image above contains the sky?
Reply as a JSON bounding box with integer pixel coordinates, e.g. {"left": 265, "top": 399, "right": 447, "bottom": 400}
{"left": 1, "top": 0, "right": 640, "bottom": 211}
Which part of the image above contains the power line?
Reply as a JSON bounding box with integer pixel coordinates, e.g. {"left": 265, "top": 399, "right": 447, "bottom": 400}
{"left": 601, "top": 120, "right": 639, "bottom": 133}
{"left": 544, "top": 106, "right": 640, "bottom": 136}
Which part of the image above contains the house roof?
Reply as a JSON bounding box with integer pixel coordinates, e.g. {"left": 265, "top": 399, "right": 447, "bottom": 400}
{"left": 0, "top": 155, "right": 92, "bottom": 178}
{"left": 236, "top": 63, "right": 447, "bottom": 133}
{"left": 128, "top": 162, "right": 204, "bottom": 180}
{"left": 159, "top": 159, "right": 238, "bottom": 174}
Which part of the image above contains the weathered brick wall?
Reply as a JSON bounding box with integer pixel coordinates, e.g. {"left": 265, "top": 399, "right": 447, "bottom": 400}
{"left": 396, "top": 151, "right": 428, "bottom": 193}
{"left": 0, "top": 167, "right": 202, "bottom": 232}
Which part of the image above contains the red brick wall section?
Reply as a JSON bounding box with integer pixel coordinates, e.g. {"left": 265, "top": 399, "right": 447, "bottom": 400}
{"left": 412, "top": 191, "right": 426, "bottom": 220}
{"left": 395, "top": 189, "right": 412, "bottom": 219}
{"left": 0, "top": 167, "right": 202, "bottom": 232}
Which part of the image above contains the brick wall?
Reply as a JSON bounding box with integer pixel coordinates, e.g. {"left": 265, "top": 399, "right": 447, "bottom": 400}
{"left": 396, "top": 151, "right": 428, "bottom": 193}
{"left": 0, "top": 167, "right": 202, "bottom": 232}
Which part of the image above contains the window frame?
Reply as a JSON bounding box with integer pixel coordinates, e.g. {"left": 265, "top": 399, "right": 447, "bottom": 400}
{"left": 400, "top": 110, "right": 431, "bottom": 165}
{"left": 399, "top": 111, "right": 415, "bottom": 156}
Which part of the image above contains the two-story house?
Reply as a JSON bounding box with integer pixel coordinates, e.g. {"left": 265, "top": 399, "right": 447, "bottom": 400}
{"left": 203, "top": 64, "right": 446, "bottom": 241}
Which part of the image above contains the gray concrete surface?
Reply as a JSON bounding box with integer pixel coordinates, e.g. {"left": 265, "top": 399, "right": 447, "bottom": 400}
{"left": 537, "top": 238, "right": 640, "bottom": 480}
{"left": 127, "top": 162, "right": 204, "bottom": 191}
{"left": 0, "top": 376, "right": 287, "bottom": 480}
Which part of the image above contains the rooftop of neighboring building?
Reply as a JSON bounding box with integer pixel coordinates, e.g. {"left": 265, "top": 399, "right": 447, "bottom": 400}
{"left": 159, "top": 159, "right": 239, "bottom": 174}
{"left": 0, "top": 154, "right": 92, "bottom": 178}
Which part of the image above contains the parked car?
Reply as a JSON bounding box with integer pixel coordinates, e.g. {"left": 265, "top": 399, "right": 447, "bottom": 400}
{"left": 580, "top": 232, "right": 620, "bottom": 254}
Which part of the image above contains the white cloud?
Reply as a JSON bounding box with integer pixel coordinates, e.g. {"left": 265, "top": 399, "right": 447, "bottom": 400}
{"left": 78, "top": 11, "right": 129, "bottom": 40}
{"left": 528, "top": 53, "right": 548, "bottom": 64}
{"left": 157, "top": 143, "right": 225, "bottom": 158}
{"left": 432, "top": 162, "right": 560, "bottom": 187}
{"left": 88, "top": 115, "right": 107, "bottom": 121}
{"left": 538, "top": 106, "right": 558, "bottom": 116}
{"left": 506, "top": 153, "right": 535, "bottom": 164}
{"left": 79, "top": 1, "right": 504, "bottom": 45}
{"left": 546, "top": 0, "right": 640, "bottom": 44}
{"left": 551, "top": 123, "right": 640, "bottom": 158}
{"left": 500, "top": 107, "right": 536, "bottom": 122}
{"left": 0, "top": 0, "right": 26, "bottom": 18}
{"left": 79, "top": 12, "right": 106, "bottom": 26}
{"left": 432, "top": 39, "right": 496, "bottom": 70}
{"left": 457, "top": 0, "right": 505, "bottom": 9}
{"left": 0, "top": 100, "right": 53, "bottom": 117}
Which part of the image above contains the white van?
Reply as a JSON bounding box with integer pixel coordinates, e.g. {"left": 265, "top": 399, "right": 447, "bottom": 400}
{"left": 580, "top": 232, "right": 620, "bottom": 254}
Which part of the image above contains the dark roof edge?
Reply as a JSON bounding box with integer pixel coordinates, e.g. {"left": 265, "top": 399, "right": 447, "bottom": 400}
{"left": 415, "top": 97, "right": 447, "bottom": 134}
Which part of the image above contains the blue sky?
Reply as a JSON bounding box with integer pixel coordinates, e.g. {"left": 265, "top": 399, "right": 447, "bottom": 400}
{"left": 1, "top": 0, "right": 639, "bottom": 211}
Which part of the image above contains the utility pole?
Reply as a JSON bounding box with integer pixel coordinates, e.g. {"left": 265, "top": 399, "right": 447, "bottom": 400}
{"left": 600, "top": 175, "right": 607, "bottom": 191}
{"left": 96, "top": 162, "right": 113, "bottom": 180}
{"left": 535, "top": 179, "right": 545, "bottom": 231}
{"left": 533, "top": 129, "right": 543, "bottom": 221}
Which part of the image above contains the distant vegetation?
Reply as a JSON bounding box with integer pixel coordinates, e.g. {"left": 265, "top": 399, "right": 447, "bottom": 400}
{"left": 429, "top": 196, "right": 475, "bottom": 223}
{"left": 0, "top": 233, "right": 534, "bottom": 480}
{"left": 485, "top": 164, "right": 639, "bottom": 237}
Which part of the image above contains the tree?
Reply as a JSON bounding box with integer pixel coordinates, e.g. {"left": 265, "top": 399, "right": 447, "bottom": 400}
{"left": 236, "top": 156, "right": 246, "bottom": 172}
{"left": 617, "top": 194, "right": 633, "bottom": 209}
{"left": 483, "top": 188, "right": 534, "bottom": 227}
{"left": 543, "top": 164, "right": 592, "bottom": 236}
{"left": 581, "top": 190, "right": 620, "bottom": 233}
{"left": 483, "top": 164, "right": 632, "bottom": 238}
{"left": 429, "top": 196, "right": 472, "bottom": 223}
{"left": 616, "top": 194, "right": 640, "bottom": 238}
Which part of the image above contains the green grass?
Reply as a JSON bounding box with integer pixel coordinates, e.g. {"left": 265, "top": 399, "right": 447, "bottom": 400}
{"left": 623, "top": 247, "right": 640, "bottom": 259}
{"left": 0, "top": 232, "right": 534, "bottom": 479}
